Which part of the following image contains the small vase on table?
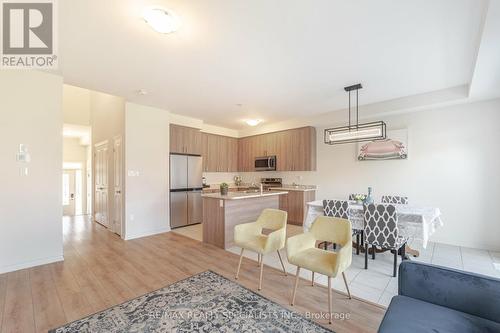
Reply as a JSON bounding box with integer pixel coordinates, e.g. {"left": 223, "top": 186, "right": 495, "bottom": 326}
{"left": 364, "top": 187, "right": 374, "bottom": 205}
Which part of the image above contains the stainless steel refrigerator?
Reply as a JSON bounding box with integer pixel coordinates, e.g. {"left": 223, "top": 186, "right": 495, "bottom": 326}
{"left": 169, "top": 154, "right": 203, "bottom": 228}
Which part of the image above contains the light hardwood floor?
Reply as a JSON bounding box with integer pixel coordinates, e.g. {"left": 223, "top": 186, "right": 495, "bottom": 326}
{"left": 0, "top": 216, "right": 385, "bottom": 333}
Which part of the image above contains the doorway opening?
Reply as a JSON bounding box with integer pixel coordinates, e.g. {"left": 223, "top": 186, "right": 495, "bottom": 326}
{"left": 62, "top": 84, "right": 124, "bottom": 238}
{"left": 62, "top": 166, "right": 84, "bottom": 216}
{"left": 63, "top": 124, "right": 92, "bottom": 217}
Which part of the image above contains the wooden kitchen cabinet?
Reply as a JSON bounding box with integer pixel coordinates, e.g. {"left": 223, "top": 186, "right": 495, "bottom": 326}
{"left": 202, "top": 133, "right": 238, "bottom": 172}
{"left": 203, "top": 126, "right": 315, "bottom": 172}
{"left": 258, "top": 132, "right": 277, "bottom": 157}
{"left": 237, "top": 126, "right": 316, "bottom": 172}
{"left": 170, "top": 124, "right": 202, "bottom": 155}
{"left": 227, "top": 137, "right": 238, "bottom": 172}
{"left": 288, "top": 127, "right": 316, "bottom": 171}
{"left": 237, "top": 136, "right": 253, "bottom": 172}
{"left": 272, "top": 190, "right": 316, "bottom": 225}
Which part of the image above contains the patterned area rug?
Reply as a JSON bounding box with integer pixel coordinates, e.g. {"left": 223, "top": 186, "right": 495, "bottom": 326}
{"left": 49, "top": 270, "right": 333, "bottom": 332}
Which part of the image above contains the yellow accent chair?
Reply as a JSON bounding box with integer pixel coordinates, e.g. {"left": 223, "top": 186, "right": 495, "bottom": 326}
{"left": 234, "top": 208, "right": 288, "bottom": 290}
{"left": 286, "top": 216, "right": 352, "bottom": 324}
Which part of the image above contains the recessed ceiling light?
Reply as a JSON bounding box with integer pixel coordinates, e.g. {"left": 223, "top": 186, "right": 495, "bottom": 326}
{"left": 245, "top": 119, "right": 262, "bottom": 126}
{"left": 143, "top": 8, "right": 180, "bottom": 34}
{"left": 137, "top": 89, "right": 148, "bottom": 95}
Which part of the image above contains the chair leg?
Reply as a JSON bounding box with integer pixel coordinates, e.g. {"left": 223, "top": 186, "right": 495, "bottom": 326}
{"left": 235, "top": 248, "right": 244, "bottom": 280}
{"left": 311, "top": 271, "right": 315, "bottom": 286}
{"left": 342, "top": 272, "right": 351, "bottom": 299}
{"left": 372, "top": 245, "right": 376, "bottom": 260}
{"left": 257, "top": 253, "right": 261, "bottom": 266}
{"left": 393, "top": 249, "right": 397, "bottom": 277}
{"left": 356, "top": 233, "right": 360, "bottom": 255}
{"left": 291, "top": 267, "right": 301, "bottom": 306}
{"left": 364, "top": 244, "right": 368, "bottom": 269}
{"left": 333, "top": 243, "right": 337, "bottom": 250}
{"left": 277, "top": 250, "right": 287, "bottom": 276}
{"left": 328, "top": 277, "right": 332, "bottom": 324}
{"left": 324, "top": 242, "right": 328, "bottom": 250}
{"left": 258, "top": 255, "right": 264, "bottom": 290}
{"left": 361, "top": 231, "right": 364, "bottom": 247}
{"left": 400, "top": 243, "right": 406, "bottom": 261}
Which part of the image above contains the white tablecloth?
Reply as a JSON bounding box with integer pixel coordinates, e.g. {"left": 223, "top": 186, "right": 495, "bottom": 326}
{"left": 303, "top": 200, "right": 443, "bottom": 249}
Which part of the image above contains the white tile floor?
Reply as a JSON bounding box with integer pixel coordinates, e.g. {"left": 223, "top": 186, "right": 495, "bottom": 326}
{"left": 227, "top": 239, "right": 500, "bottom": 307}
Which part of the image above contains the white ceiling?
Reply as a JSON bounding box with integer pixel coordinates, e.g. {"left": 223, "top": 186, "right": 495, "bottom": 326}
{"left": 58, "top": 0, "right": 490, "bottom": 129}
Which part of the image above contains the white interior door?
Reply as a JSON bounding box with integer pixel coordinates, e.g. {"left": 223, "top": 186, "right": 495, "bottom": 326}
{"left": 113, "top": 136, "right": 123, "bottom": 236}
{"left": 63, "top": 170, "right": 76, "bottom": 216}
{"left": 94, "top": 141, "right": 109, "bottom": 227}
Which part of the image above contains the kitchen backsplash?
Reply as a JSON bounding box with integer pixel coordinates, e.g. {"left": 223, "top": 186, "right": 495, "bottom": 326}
{"left": 203, "top": 171, "right": 317, "bottom": 186}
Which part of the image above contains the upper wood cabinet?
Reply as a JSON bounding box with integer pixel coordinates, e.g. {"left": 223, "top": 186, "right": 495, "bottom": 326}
{"left": 237, "top": 136, "right": 253, "bottom": 172}
{"left": 202, "top": 133, "right": 238, "bottom": 172}
{"left": 199, "top": 126, "right": 316, "bottom": 173}
{"left": 237, "top": 126, "right": 316, "bottom": 172}
{"left": 227, "top": 137, "right": 238, "bottom": 172}
{"left": 170, "top": 124, "right": 202, "bottom": 155}
{"left": 283, "top": 127, "right": 316, "bottom": 171}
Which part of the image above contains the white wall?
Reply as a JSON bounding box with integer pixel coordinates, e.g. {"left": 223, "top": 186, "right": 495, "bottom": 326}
{"left": 236, "top": 98, "right": 500, "bottom": 251}
{"left": 0, "top": 71, "right": 63, "bottom": 273}
{"left": 124, "top": 103, "right": 170, "bottom": 240}
{"left": 63, "top": 85, "right": 91, "bottom": 125}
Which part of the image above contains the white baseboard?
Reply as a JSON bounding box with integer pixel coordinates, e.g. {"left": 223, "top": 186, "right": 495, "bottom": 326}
{"left": 124, "top": 227, "right": 171, "bottom": 241}
{"left": 0, "top": 255, "right": 64, "bottom": 274}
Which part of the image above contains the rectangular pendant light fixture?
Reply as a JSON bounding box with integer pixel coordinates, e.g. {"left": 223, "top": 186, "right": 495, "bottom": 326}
{"left": 324, "top": 121, "right": 386, "bottom": 144}
{"left": 324, "top": 83, "right": 387, "bottom": 145}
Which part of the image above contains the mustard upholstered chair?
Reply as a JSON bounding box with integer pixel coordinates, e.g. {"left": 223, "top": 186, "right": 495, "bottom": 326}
{"left": 286, "top": 216, "right": 352, "bottom": 324}
{"left": 234, "top": 208, "right": 288, "bottom": 290}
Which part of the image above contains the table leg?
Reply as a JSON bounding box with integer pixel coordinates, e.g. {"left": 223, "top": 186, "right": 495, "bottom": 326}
{"left": 356, "top": 234, "right": 360, "bottom": 255}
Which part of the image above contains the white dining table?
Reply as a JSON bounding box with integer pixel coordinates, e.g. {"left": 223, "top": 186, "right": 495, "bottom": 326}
{"left": 304, "top": 200, "right": 443, "bottom": 249}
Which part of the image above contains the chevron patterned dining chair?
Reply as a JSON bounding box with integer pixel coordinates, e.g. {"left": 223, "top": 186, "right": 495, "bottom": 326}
{"left": 323, "top": 199, "right": 363, "bottom": 255}
{"left": 363, "top": 203, "right": 408, "bottom": 277}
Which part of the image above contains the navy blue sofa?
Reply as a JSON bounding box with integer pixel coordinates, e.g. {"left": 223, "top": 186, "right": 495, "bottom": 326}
{"left": 378, "top": 261, "right": 500, "bottom": 333}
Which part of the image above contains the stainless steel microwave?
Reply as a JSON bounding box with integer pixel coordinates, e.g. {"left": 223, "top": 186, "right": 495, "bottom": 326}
{"left": 255, "top": 156, "right": 276, "bottom": 171}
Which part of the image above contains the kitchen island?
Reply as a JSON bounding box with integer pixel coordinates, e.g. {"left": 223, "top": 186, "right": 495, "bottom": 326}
{"left": 202, "top": 191, "right": 288, "bottom": 249}
{"left": 269, "top": 186, "right": 316, "bottom": 226}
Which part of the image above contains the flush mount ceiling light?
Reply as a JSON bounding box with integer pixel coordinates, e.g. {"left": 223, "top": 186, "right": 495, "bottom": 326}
{"left": 143, "top": 8, "right": 180, "bottom": 34}
{"left": 324, "top": 84, "right": 386, "bottom": 145}
{"left": 245, "top": 119, "right": 262, "bottom": 126}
